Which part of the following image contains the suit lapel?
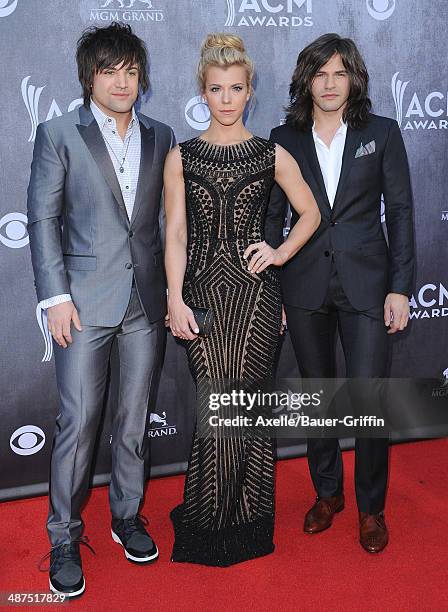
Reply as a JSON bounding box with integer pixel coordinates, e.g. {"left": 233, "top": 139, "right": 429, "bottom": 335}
{"left": 332, "top": 126, "right": 365, "bottom": 211}
{"left": 76, "top": 105, "right": 129, "bottom": 224}
{"left": 130, "top": 117, "right": 155, "bottom": 227}
{"left": 299, "top": 129, "right": 332, "bottom": 212}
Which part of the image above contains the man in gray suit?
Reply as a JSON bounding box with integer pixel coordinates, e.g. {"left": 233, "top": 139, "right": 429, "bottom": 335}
{"left": 27, "top": 23, "right": 174, "bottom": 597}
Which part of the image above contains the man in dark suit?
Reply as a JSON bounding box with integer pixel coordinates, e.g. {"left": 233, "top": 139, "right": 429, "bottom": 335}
{"left": 27, "top": 23, "right": 174, "bottom": 596}
{"left": 267, "top": 33, "right": 414, "bottom": 553}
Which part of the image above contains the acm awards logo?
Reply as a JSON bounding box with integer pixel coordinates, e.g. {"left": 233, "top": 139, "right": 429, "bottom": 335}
{"left": 0, "top": 0, "right": 18, "bottom": 18}
{"left": 37, "top": 304, "right": 53, "bottom": 363}
{"left": 82, "top": 0, "right": 164, "bottom": 23}
{"left": 10, "top": 425, "right": 46, "bottom": 456}
{"left": 21, "top": 76, "right": 83, "bottom": 142}
{"left": 392, "top": 72, "right": 448, "bottom": 132}
{"left": 148, "top": 410, "right": 177, "bottom": 438}
{"left": 225, "top": 0, "right": 313, "bottom": 28}
{"left": 409, "top": 282, "right": 448, "bottom": 320}
{"left": 366, "top": 0, "right": 395, "bottom": 21}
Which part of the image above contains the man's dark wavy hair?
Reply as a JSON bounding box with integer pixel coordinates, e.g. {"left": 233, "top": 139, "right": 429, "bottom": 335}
{"left": 76, "top": 22, "right": 149, "bottom": 106}
{"left": 285, "top": 33, "right": 371, "bottom": 130}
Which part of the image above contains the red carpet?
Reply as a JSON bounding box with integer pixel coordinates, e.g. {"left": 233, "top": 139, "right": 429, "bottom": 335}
{"left": 1, "top": 439, "right": 447, "bottom": 611}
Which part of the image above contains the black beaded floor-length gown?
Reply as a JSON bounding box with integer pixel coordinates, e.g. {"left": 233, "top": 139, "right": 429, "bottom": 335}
{"left": 170, "top": 135, "right": 283, "bottom": 567}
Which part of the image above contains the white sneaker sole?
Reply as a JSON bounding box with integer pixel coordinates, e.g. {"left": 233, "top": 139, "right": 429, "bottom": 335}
{"left": 111, "top": 529, "right": 159, "bottom": 563}
{"left": 49, "top": 577, "right": 85, "bottom": 598}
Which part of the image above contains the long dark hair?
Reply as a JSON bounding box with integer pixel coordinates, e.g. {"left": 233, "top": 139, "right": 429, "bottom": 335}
{"left": 285, "top": 33, "right": 371, "bottom": 130}
{"left": 76, "top": 22, "right": 149, "bottom": 107}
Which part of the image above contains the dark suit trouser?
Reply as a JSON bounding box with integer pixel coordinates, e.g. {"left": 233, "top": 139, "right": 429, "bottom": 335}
{"left": 47, "top": 286, "right": 164, "bottom": 546}
{"left": 285, "top": 262, "right": 389, "bottom": 514}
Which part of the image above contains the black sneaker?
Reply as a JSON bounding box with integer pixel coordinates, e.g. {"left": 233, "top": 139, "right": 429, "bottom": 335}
{"left": 111, "top": 515, "right": 159, "bottom": 564}
{"left": 39, "top": 537, "right": 94, "bottom": 598}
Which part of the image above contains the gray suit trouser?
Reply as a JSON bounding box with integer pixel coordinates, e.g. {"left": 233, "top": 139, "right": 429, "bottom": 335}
{"left": 47, "top": 286, "right": 164, "bottom": 546}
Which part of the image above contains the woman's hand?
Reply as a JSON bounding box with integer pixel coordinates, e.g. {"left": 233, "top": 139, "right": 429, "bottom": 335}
{"left": 243, "top": 240, "right": 288, "bottom": 274}
{"left": 168, "top": 298, "right": 199, "bottom": 341}
{"left": 280, "top": 304, "right": 287, "bottom": 335}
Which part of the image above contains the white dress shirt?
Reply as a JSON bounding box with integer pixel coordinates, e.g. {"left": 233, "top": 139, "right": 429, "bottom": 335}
{"left": 90, "top": 97, "right": 141, "bottom": 221}
{"left": 39, "top": 99, "right": 141, "bottom": 310}
{"left": 312, "top": 119, "right": 347, "bottom": 208}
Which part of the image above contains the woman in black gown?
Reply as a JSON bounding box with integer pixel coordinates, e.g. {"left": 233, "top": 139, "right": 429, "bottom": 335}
{"left": 164, "top": 33, "right": 320, "bottom": 566}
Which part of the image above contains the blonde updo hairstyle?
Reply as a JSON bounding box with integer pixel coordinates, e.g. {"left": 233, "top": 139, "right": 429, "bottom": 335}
{"left": 197, "top": 33, "right": 254, "bottom": 94}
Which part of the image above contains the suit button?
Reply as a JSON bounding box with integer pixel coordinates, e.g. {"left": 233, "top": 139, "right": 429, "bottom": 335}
{"left": 125, "top": 262, "right": 133, "bottom": 269}
{"left": 324, "top": 250, "right": 330, "bottom": 257}
{"left": 128, "top": 230, "right": 134, "bottom": 238}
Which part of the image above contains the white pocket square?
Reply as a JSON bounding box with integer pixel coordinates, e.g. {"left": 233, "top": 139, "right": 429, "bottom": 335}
{"left": 355, "top": 140, "right": 376, "bottom": 158}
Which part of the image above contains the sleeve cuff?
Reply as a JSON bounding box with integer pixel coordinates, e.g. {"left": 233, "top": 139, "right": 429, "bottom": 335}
{"left": 38, "top": 294, "right": 72, "bottom": 310}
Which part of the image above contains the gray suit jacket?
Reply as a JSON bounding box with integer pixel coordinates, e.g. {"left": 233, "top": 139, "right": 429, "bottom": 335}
{"left": 27, "top": 104, "right": 174, "bottom": 326}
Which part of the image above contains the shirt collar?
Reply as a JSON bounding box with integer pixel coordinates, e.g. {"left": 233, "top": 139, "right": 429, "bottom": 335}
{"left": 90, "top": 97, "right": 138, "bottom": 131}
{"left": 312, "top": 117, "right": 347, "bottom": 140}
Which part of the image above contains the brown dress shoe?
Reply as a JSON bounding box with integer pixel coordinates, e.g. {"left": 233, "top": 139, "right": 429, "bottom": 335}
{"left": 359, "top": 512, "right": 389, "bottom": 553}
{"left": 303, "top": 494, "right": 345, "bottom": 533}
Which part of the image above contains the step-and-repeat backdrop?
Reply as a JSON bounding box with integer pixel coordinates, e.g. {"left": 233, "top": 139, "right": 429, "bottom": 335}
{"left": 1, "top": 0, "right": 447, "bottom": 500}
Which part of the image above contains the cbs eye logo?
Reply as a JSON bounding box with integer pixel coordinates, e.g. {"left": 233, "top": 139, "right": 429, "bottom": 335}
{"left": 0, "top": 212, "right": 29, "bottom": 248}
{"left": 366, "top": 0, "right": 396, "bottom": 20}
{"left": 0, "top": 0, "right": 18, "bottom": 18}
{"left": 10, "top": 425, "right": 46, "bottom": 456}
{"left": 185, "top": 96, "right": 211, "bottom": 131}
